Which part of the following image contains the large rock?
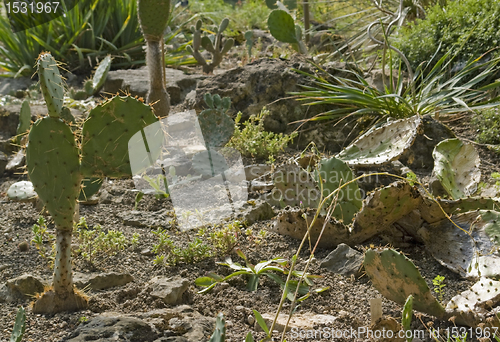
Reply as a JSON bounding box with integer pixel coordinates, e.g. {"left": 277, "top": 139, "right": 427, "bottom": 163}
{"left": 73, "top": 272, "right": 134, "bottom": 290}
{"left": 320, "top": 243, "right": 364, "bottom": 276}
{"left": 0, "top": 274, "right": 46, "bottom": 302}
{"left": 148, "top": 276, "right": 190, "bottom": 305}
{"left": 66, "top": 314, "right": 158, "bottom": 342}
{"left": 103, "top": 67, "right": 201, "bottom": 106}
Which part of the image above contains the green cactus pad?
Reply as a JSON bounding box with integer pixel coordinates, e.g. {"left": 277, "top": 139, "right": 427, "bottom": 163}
{"left": 419, "top": 196, "right": 500, "bottom": 223}
{"left": 313, "top": 157, "right": 362, "bottom": 224}
{"left": 445, "top": 277, "right": 500, "bottom": 327}
{"left": 192, "top": 150, "right": 229, "bottom": 177}
{"left": 60, "top": 107, "right": 76, "bottom": 125}
{"left": 270, "top": 164, "right": 320, "bottom": 208}
{"left": 337, "top": 116, "right": 421, "bottom": 167}
{"left": 26, "top": 117, "right": 81, "bottom": 229}
{"left": 354, "top": 181, "right": 422, "bottom": 238}
{"left": 267, "top": 10, "right": 298, "bottom": 44}
{"left": 7, "top": 181, "right": 37, "bottom": 202}
{"left": 137, "top": 0, "right": 171, "bottom": 40}
{"left": 419, "top": 210, "right": 500, "bottom": 278}
{"left": 432, "top": 138, "right": 480, "bottom": 199}
{"left": 81, "top": 96, "right": 158, "bottom": 178}
{"left": 91, "top": 55, "right": 111, "bottom": 94}
{"left": 198, "top": 95, "right": 234, "bottom": 148}
{"left": 402, "top": 295, "right": 413, "bottom": 341}
{"left": 37, "top": 52, "right": 64, "bottom": 118}
{"left": 363, "top": 248, "right": 446, "bottom": 318}
{"left": 208, "top": 312, "right": 226, "bottom": 342}
{"left": 17, "top": 100, "right": 31, "bottom": 138}
{"left": 78, "top": 178, "right": 103, "bottom": 201}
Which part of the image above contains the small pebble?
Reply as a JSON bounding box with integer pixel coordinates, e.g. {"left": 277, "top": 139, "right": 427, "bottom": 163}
{"left": 247, "top": 315, "right": 255, "bottom": 325}
{"left": 18, "top": 241, "right": 29, "bottom": 252}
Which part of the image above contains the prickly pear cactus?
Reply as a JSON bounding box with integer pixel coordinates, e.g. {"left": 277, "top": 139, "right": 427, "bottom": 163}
{"left": 419, "top": 195, "right": 500, "bottom": 223}
{"left": 137, "top": 0, "right": 170, "bottom": 40}
{"left": 16, "top": 100, "right": 31, "bottom": 143}
{"left": 313, "top": 157, "right": 362, "bottom": 224}
{"left": 88, "top": 55, "right": 111, "bottom": 95}
{"left": 446, "top": 277, "right": 500, "bottom": 327}
{"left": 267, "top": 10, "right": 306, "bottom": 54}
{"left": 192, "top": 150, "right": 229, "bottom": 177}
{"left": 198, "top": 94, "right": 234, "bottom": 148}
{"left": 353, "top": 181, "right": 422, "bottom": 239}
{"left": 7, "top": 181, "right": 37, "bottom": 202}
{"left": 81, "top": 96, "right": 159, "bottom": 178}
{"left": 10, "top": 306, "right": 26, "bottom": 342}
{"left": 208, "top": 312, "right": 226, "bottom": 342}
{"left": 269, "top": 164, "right": 321, "bottom": 208}
{"left": 363, "top": 248, "right": 446, "bottom": 319}
{"left": 402, "top": 295, "right": 413, "bottom": 342}
{"left": 60, "top": 106, "right": 76, "bottom": 125}
{"left": 418, "top": 210, "right": 500, "bottom": 278}
{"left": 27, "top": 117, "right": 81, "bottom": 229}
{"left": 336, "top": 116, "right": 421, "bottom": 167}
{"left": 79, "top": 178, "right": 103, "bottom": 201}
{"left": 432, "top": 138, "right": 480, "bottom": 199}
{"left": 37, "top": 52, "right": 64, "bottom": 118}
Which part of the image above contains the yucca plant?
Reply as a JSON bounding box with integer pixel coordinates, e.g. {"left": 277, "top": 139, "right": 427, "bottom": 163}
{"left": 292, "top": 45, "right": 500, "bottom": 126}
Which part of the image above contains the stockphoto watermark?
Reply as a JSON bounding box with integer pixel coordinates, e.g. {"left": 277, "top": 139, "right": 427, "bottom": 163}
{"left": 289, "top": 326, "right": 427, "bottom": 340}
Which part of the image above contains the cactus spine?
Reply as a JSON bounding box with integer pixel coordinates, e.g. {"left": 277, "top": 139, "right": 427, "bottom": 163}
{"left": 186, "top": 18, "right": 235, "bottom": 74}
{"left": 137, "top": 0, "right": 171, "bottom": 117}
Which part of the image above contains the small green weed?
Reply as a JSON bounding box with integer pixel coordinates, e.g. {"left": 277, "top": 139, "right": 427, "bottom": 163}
{"left": 472, "top": 107, "right": 500, "bottom": 146}
{"left": 195, "top": 249, "right": 321, "bottom": 300}
{"left": 227, "top": 107, "right": 298, "bottom": 163}
{"left": 432, "top": 275, "right": 446, "bottom": 304}
{"left": 31, "top": 217, "right": 55, "bottom": 267}
{"left": 74, "top": 217, "right": 140, "bottom": 264}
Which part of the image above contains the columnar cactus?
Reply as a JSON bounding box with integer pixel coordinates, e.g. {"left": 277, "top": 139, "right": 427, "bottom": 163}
{"left": 137, "top": 0, "right": 171, "bottom": 117}
{"left": 27, "top": 52, "right": 158, "bottom": 314}
{"left": 186, "top": 19, "right": 235, "bottom": 74}
{"left": 208, "top": 312, "right": 226, "bottom": 342}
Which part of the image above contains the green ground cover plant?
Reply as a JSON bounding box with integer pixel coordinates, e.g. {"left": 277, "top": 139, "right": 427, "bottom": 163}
{"left": 471, "top": 107, "right": 500, "bottom": 145}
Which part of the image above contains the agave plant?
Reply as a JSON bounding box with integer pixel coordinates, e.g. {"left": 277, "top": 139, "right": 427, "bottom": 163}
{"left": 292, "top": 46, "right": 500, "bottom": 126}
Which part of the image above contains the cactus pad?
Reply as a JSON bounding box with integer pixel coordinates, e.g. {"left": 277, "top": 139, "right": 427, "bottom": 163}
{"left": 90, "top": 55, "right": 111, "bottom": 94}
{"left": 37, "top": 52, "right": 64, "bottom": 118}
{"left": 81, "top": 96, "right": 158, "bottom": 178}
{"left": 192, "top": 150, "right": 229, "bottom": 177}
{"left": 16, "top": 100, "right": 31, "bottom": 140}
{"left": 336, "top": 116, "right": 421, "bottom": 167}
{"left": 363, "top": 248, "right": 446, "bottom": 318}
{"left": 313, "top": 157, "right": 362, "bottom": 224}
{"left": 26, "top": 117, "right": 81, "bottom": 229}
{"left": 79, "top": 178, "right": 103, "bottom": 201}
{"left": 418, "top": 210, "right": 500, "bottom": 278}
{"left": 7, "top": 181, "right": 37, "bottom": 202}
{"left": 270, "top": 164, "right": 320, "bottom": 208}
{"left": 354, "top": 181, "right": 422, "bottom": 238}
{"left": 432, "top": 138, "right": 480, "bottom": 199}
{"left": 137, "top": 0, "right": 171, "bottom": 40}
{"left": 198, "top": 94, "right": 234, "bottom": 148}
{"left": 419, "top": 196, "right": 500, "bottom": 223}
{"left": 446, "top": 277, "right": 500, "bottom": 327}
{"left": 267, "top": 10, "right": 298, "bottom": 44}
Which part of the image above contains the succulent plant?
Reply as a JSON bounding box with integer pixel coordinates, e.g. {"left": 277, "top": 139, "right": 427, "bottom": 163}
{"left": 78, "top": 178, "right": 103, "bottom": 202}
{"left": 313, "top": 156, "right": 362, "bottom": 224}
{"left": 363, "top": 248, "right": 446, "bottom": 319}
{"left": 336, "top": 116, "right": 422, "bottom": 167}
{"left": 432, "top": 138, "right": 480, "bottom": 199}
{"left": 402, "top": 295, "right": 413, "bottom": 342}
{"left": 9, "top": 306, "right": 26, "bottom": 342}
{"left": 446, "top": 277, "right": 500, "bottom": 327}
{"left": 26, "top": 52, "right": 158, "bottom": 314}
{"left": 137, "top": 0, "right": 171, "bottom": 117}
{"left": 353, "top": 181, "right": 422, "bottom": 239}
{"left": 7, "top": 181, "right": 37, "bottom": 202}
{"left": 197, "top": 93, "right": 234, "bottom": 148}
{"left": 267, "top": 10, "right": 307, "bottom": 54}
{"left": 16, "top": 100, "right": 31, "bottom": 145}
{"left": 84, "top": 55, "right": 112, "bottom": 96}
{"left": 186, "top": 19, "right": 235, "bottom": 74}
{"left": 418, "top": 210, "right": 500, "bottom": 278}
{"left": 208, "top": 312, "right": 226, "bottom": 342}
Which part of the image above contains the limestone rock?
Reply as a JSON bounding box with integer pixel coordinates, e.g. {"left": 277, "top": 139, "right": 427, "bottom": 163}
{"left": 148, "top": 277, "right": 190, "bottom": 305}
{"left": 74, "top": 272, "right": 134, "bottom": 291}
{"left": 320, "top": 243, "right": 364, "bottom": 276}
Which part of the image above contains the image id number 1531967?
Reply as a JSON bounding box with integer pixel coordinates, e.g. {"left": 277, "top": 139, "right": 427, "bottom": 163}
{"left": 5, "top": 1, "right": 60, "bottom": 14}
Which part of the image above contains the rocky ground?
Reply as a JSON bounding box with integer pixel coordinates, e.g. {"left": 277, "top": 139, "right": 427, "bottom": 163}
{"left": 0, "top": 58, "right": 499, "bottom": 342}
